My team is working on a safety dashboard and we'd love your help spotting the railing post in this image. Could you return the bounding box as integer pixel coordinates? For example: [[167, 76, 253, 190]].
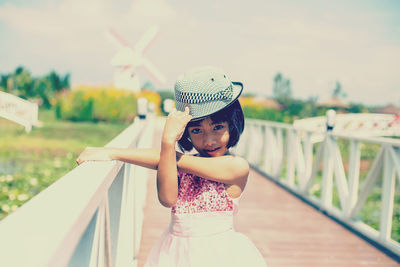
[[350, 147, 385, 219], [302, 132, 313, 190], [274, 128, 284, 177], [294, 129, 306, 188], [115, 163, 135, 267], [137, 98, 148, 120], [331, 138, 349, 211], [345, 140, 360, 217], [286, 129, 296, 186], [263, 126, 274, 174], [89, 194, 112, 267], [303, 139, 324, 193], [380, 147, 396, 241], [234, 120, 249, 157], [326, 109, 336, 131], [247, 123, 263, 167], [321, 136, 334, 208]]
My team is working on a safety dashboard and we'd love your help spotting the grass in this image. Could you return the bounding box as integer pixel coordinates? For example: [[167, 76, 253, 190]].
[[0, 108, 129, 219]]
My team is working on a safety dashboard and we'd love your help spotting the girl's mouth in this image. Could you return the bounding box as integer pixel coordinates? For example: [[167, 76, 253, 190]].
[[204, 147, 220, 155]]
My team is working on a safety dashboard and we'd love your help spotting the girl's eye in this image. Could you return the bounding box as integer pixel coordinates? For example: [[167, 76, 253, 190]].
[[214, 125, 224, 130], [190, 128, 202, 134]]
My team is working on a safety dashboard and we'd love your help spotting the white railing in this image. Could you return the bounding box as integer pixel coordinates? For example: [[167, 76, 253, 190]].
[[0, 91, 40, 132], [234, 118, 400, 257], [294, 113, 400, 137], [0, 115, 155, 267]]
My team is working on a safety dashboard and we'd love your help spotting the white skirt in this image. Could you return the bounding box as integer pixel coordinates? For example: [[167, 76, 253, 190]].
[[144, 211, 267, 267]]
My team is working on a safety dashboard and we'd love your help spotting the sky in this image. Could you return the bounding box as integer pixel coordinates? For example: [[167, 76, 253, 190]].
[[0, 0, 399, 106]]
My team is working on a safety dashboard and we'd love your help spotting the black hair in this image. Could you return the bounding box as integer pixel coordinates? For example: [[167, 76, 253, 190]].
[[178, 100, 245, 152]]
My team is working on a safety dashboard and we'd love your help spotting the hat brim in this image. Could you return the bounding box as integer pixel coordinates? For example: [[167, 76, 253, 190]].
[[190, 81, 243, 121]]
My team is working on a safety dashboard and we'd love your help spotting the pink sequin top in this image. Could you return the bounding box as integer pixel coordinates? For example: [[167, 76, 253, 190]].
[[171, 172, 236, 214]]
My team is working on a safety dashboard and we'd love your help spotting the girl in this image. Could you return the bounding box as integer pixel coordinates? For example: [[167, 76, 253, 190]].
[[77, 66, 267, 267]]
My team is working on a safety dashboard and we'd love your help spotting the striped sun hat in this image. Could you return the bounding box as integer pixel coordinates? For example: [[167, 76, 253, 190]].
[[174, 66, 243, 120]]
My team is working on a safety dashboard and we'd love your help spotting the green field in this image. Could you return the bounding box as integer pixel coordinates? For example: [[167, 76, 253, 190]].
[[0, 109, 129, 219]]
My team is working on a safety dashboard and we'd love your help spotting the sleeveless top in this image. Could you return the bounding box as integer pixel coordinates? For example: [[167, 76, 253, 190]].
[[171, 172, 238, 214]]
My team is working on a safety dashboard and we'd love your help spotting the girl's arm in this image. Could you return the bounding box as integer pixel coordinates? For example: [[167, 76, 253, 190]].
[[77, 147, 248, 186], [176, 154, 249, 186], [156, 140, 178, 207], [157, 108, 192, 207], [77, 147, 248, 185], [76, 147, 160, 169]]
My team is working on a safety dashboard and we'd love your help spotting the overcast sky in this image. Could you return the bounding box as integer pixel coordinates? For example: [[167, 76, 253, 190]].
[[0, 0, 399, 106]]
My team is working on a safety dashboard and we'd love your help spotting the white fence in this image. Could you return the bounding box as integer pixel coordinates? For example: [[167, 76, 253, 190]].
[[294, 113, 400, 138], [0, 91, 39, 132], [0, 115, 155, 267], [234, 118, 400, 257]]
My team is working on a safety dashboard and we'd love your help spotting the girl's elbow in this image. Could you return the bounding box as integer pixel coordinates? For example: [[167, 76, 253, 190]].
[[231, 157, 250, 177], [158, 195, 177, 208], [160, 200, 176, 208]]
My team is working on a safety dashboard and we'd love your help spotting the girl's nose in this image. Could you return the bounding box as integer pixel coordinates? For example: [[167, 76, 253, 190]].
[[204, 134, 216, 146]]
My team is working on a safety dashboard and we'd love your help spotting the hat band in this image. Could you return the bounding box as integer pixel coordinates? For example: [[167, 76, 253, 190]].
[[176, 84, 234, 104]]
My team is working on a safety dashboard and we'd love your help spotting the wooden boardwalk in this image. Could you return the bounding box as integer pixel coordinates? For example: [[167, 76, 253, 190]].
[[137, 168, 399, 266]]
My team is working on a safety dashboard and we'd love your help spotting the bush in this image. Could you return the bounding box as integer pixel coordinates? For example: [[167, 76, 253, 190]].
[[242, 105, 283, 122], [239, 97, 284, 122], [55, 86, 138, 122]]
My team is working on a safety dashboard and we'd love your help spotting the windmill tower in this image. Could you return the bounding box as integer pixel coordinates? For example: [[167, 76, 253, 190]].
[[107, 26, 166, 92]]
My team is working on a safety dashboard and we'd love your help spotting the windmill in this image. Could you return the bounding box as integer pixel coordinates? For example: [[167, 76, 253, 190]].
[[107, 26, 166, 92]]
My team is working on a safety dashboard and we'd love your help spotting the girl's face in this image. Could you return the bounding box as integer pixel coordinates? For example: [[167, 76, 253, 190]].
[[187, 117, 230, 157]]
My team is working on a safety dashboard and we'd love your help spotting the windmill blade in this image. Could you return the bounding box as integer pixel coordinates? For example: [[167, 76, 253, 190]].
[[134, 25, 160, 55], [106, 28, 131, 49], [111, 47, 144, 67], [110, 47, 138, 66], [142, 57, 166, 85]]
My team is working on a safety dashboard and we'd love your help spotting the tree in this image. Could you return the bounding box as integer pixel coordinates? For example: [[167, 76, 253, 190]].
[[12, 66, 34, 98], [272, 72, 292, 105], [45, 71, 70, 91], [46, 71, 62, 92], [141, 80, 156, 90], [348, 102, 366, 113], [331, 81, 347, 99], [61, 73, 70, 89], [0, 67, 71, 108], [0, 74, 11, 92], [33, 77, 53, 108], [299, 96, 319, 118]]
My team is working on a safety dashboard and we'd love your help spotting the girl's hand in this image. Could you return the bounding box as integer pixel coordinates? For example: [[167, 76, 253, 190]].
[[162, 107, 192, 145], [76, 147, 113, 165]]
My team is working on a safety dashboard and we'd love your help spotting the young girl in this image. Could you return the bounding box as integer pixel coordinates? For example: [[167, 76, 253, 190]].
[[77, 66, 267, 267]]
